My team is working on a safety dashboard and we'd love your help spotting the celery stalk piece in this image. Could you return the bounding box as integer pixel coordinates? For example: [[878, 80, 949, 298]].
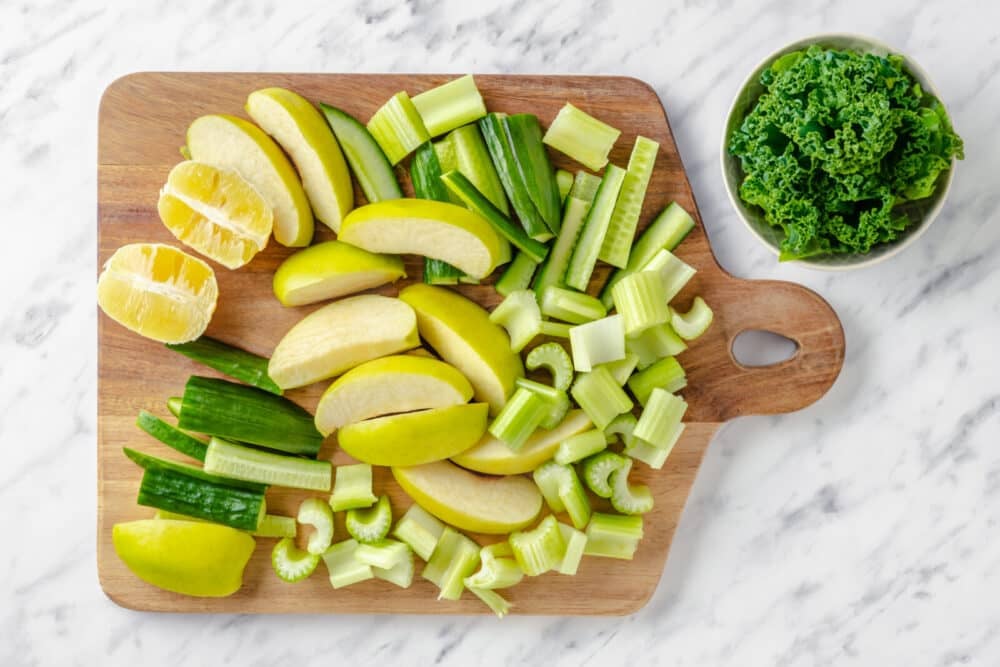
[[495, 252, 539, 296], [542, 103, 621, 171], [488, 387, 549, 451], [470, 586, 512, 618], [600, 353, 639, 386], [612, 271, 672, 336], [641, 248, 696, 304], [271, 537, 321, 583], [604, 413, 638, 448], [203, 438, 332, 491], [540, 285, 608, 324], [671, 296, 714, 340], [422, 527, 481, 600], [393, 503, 446, 561], [254, 514, 297, 538], [509, 515, 566, 576], [449, 123, 511, 215], [167, 396, 183, 418], [355, 538, 411, 570], [165, 336, 283, 395], [555, 169, 574, 202], [540, 321, 572, 338], [598, 136, 660, 268], [569, 316, 626, 372], [412, 75, 487, 138], [565, 165, 626, 291], [533, 461, 591, 529], [298, 497, 335, 555], [624, 438, 672, 469], [599, 202, 696, 308], [515, 378, 571, 430], [532, 172, 602, 297], [372, 548, 415, 588], [489, 289, 542, 353], [634, 389, 687, 455], [525, 342, 574, 391], [556, 522, 588, 575], [346, 494, 393, 544], [464, 542, 524, 590], [136, 410, 207, 462], [322, 538, 374, 588], [571, 365, 633, 430], [366, 91, 430, 165], [554, 429, 608, 465], [582, 451, 629, 498], [329, 463, 377, 512], [627, 356, 687, 405], [626, 323, 688, 369], [320, 103, 403, 203], [584, 513, 643, 560], [609, 458, 653, 515]]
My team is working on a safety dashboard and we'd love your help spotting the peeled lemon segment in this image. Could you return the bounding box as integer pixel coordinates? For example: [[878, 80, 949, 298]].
[[97, 243, 218, 344], [268, 294, 419, 390], [315, 355, 474, 435], [339, 199, 504, 280], [272, 241, 405, 307], [157, 161, 273, 269], [246, 88, 353, 232], [186, 114, 313, 247], [337, 403, 488, 467], [112, 519, 255, 597]]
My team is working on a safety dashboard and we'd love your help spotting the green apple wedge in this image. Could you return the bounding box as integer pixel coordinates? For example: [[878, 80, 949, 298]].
[[392, 460, 542, 534], [338, 403, 488, 466], [187, 114, 313, 247], [315, 355, 473, 435], [339, 199, 504, 280], [452, 409, 592, 475], [246, 88, 353, 232], [398, 284, 523, 414], [268, 294, 418, 390], [272, 240, 406, 307]]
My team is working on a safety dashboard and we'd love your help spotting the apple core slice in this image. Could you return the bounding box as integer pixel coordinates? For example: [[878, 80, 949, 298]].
[[272, 241, 406, 307]]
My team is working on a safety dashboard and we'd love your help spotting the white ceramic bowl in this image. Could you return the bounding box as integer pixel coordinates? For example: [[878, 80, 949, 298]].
[[721, 33, 957, 270]]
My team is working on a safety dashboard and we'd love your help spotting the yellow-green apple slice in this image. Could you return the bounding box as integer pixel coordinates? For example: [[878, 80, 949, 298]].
[[272, 240, 405, 307]]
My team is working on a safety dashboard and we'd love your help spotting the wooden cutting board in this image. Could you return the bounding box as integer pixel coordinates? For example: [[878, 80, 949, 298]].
[[97, 73, 845, 615]]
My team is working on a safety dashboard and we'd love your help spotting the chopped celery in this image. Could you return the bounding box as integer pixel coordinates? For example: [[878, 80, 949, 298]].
[[642, 249, 696, 304], [556, 169, 574, 202], [612, 271, 672, 336], [624, 438, 672, 469], [495, 252, 539, 296], [626, 323, 687, 369], [671, 296, 714, 340], [271, 537, 321, 583], [627, 356, 687, 405], [525, 342, 574, 391], [540, 321, 572, 338], [598, 136, 660, 268], [166, 396, 183, 418], [412, 75, 487, 137], [584, 513, 643, 560], [515, 378, 570, 430], [320, 103, 403, 203], [464, 542, 524, 589], [509, 515, 566, 576], [203, 437, 332, 491], [634, 388, 687, 453], [488, 387, 549, 451], [372, 548, 415, 588], [532, 175, 601, 296], [504, 114, 563, 234], [254, 513, 297, 538], [479, 113, 550, 240], [540, 285, 607, 324], [604, 413, 638, 448], [346, 494, 393, 544], [136, 410, 207, 462], [600, 353, 639, 386], [322, 538, 374, 588], [543, 103, 621, 171], [609, 458, 653, 515], [366, 91, 430, 165], [571, 365, 633, 429], [355, 538, 411, 570], [533, 461, 591, 529], [569, 315, 625, 372], [565, 164, 626, 291], [489, 289, 542, 353], [422, 527, 480, 600], [449, 123, 510, 215], [554, 430, 608, 465], [556, 522, 588, 575], [165, 336, 282, 395], [582, 451, 628, 498], [329, 463, 377, 511], [599, 202, 696, 308], [296, 497, 335, 555], [393, 503, 446, 561], [470, 586, 512, 618]]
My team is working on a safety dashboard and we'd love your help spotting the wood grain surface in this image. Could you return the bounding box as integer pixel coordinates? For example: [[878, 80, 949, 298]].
[[97, 73, 845, 615]]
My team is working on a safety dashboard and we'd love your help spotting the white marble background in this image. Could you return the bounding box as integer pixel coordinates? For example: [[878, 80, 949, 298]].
[[2, 0, 998, 665]]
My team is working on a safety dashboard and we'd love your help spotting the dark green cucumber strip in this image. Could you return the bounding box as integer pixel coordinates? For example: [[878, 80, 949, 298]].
[[165, 336, 282, 395], [412, 141, 468, 285], [319, 103, 402, 203], [123, 447, 266, 493], [449, 124, 510, 215], [565, 165, 626, 291], [503, 114, 562, 234], [423, 260, 463, 284], [479, 113, 550, 240], [177, 376, 323, 457], [136, 410, 208, 462], [495, 252, 539, 296], [137, 467, 265, 531], [440, 170, 549, 263]]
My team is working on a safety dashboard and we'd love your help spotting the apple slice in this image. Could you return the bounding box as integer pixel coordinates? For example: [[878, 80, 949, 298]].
[[246, 88, 353, 232], [315, 355, 473, 435], [338, 403, 488, 466], [452, 409, 593, 475], [272, 241, 405, 307], [392, 460, 542, 534], [187, 114, 313, 247], [339, 199, 504, 279], [268, 294, 418, 389], [399, 284, 523, 414]]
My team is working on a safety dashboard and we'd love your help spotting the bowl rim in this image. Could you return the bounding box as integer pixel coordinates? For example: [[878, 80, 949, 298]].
[[720, 32, 957, 271]]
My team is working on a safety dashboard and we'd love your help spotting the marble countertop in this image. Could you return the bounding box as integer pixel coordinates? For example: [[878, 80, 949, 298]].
[[3, 0, 998, 664]]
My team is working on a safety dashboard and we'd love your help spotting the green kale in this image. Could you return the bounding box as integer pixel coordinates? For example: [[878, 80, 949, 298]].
[[728, 45, 964, 260]]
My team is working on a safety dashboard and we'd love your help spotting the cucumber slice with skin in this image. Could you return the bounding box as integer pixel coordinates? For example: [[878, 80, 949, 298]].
[[582, 451, 629, 498], [345, 494, 393, 544], [203, 438, 332, 492], [555, 169, 574, 202], [503, 114, 562, 234], [449, 123, 510, 215], [599, 135, 660, 268], [297, 497, 335, 555], [411, 142, 470, 285], [166, 336, 282, 395], [532, 195, 594, 297], [272, 537, 320, 583], [136, 467, 265, 532], [123, 447, 265, 493], [565, 164, 626, 291], [319, 103, 402, 203], [136, 410, 207, 462], [479, 113, 550, 240]]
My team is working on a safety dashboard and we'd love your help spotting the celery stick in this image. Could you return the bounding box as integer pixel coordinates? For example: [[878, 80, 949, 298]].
[[624, 438, 672, 469], [412, 75, 487, 137], [569, 315, 625, 372], [626, 323, 687, 369], [322, 539, 374, 588], [489, 289, 542, 353], [609, 458, 653, 515], [582, 451, 629, 498], [329, 463, 377, 512], [355, 539, 411, 570], [571, 365, 633, 430], [488, 387, 549, 450], [604, 413, 638, 448], [600, 353, 639, 386], [599, 136, 660, 268], [525, 342, 574, 391], [393, 504, 446, 561], [136, 410, 207, 462], [633, 389, 687, 453], [515, 378, 570, 430], [556, 522, 588, 575], [540, 285, 607, 324], [540, 321, 572, 338], [422, 527, 480, 601], [612, 271, 672, 336], [372, 549, 415, 588], [543, 103, 621, 171], [464, 542, 524, 590], [204, 438, 332, 491], [470, 586, 512, 618], [166, 336, 282, 395], [584, 513, 643, 560], [627, 356, 687, 405], [367, 91, 430, 165], [272, 537, 320, 583], [298, 497, 335, 555], [346, 495, 393, 544], [565, 164, 626, 291], [554, 429, 608, 465], [642, 249, 696, 304], [671, 296, 714, 340], [533, 461, 591, 530], [495, 252, 539, 296], [509, 516, 566, 576]]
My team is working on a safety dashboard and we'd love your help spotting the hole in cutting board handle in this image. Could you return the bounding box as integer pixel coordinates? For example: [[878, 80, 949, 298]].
[[731, 330, 798, 367]]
